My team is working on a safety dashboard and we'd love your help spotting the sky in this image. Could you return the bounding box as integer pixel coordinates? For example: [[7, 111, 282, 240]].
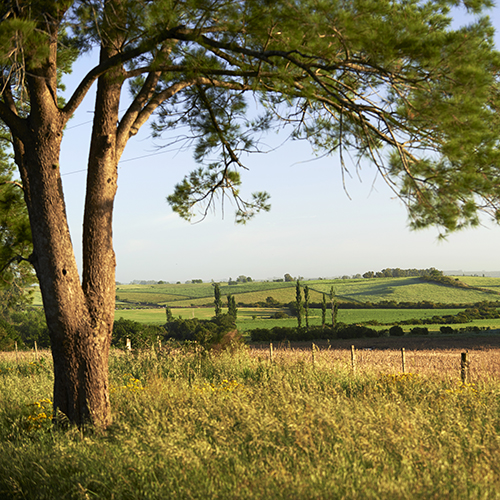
[[58, 3, 500, 284]]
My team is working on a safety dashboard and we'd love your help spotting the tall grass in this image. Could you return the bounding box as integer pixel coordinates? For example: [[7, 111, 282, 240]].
[[1, 346, 500, 499]]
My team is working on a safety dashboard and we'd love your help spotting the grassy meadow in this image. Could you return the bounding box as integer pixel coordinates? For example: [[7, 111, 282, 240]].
[[114, 306, 500, 333], [1, 345, 500, 499]]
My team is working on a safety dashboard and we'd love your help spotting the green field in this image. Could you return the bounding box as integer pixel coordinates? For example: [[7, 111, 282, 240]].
[[34, 276, 500, 331], [114, 276, 500, 308], [114, 306, 500, 333], [30, 276, 500, 309]]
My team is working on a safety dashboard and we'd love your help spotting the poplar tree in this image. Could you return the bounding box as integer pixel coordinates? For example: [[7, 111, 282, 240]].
[[330, 287, 338, 328], [0, 0, 499, 427], [227, 294, 237, 319], [214, 283, 222, 317], [295, 280, 303, 329], [321, 293, 327, 329], [304, 285, 310, 329]]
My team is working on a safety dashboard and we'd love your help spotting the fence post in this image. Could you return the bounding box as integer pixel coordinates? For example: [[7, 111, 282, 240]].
[[15, 341, 18, 364], [312, 343, 316, 366], [401, 348, 406, 374], [126, 338, 132, 352], [34, 341, 38, 362], [269, 342, 273, 363], [461, 351, 469, 384], [351, 345, 356, 373]]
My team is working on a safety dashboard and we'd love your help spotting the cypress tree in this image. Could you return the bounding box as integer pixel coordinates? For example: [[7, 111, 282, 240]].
[[321, 293, 327, 328], [214, 283, 222, 317], [227, 294, 238, 319], [165, 306, 173, 322], [330, 286, 338, 328], [304, 285, 310, 329], [296, 280, 303, 329]]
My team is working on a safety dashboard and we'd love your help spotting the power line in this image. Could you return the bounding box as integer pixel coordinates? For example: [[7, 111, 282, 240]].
[[61, 150, 172, 176]]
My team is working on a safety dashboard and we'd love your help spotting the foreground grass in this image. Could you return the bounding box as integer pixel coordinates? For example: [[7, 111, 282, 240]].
[[1, 347, 500, 499]]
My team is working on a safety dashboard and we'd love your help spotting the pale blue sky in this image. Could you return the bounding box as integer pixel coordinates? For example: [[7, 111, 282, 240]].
[[59, 4, 500, 283]]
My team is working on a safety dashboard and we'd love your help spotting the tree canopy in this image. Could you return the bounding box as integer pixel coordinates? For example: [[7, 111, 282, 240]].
[[0, 0, 499, 427], [1, 0, 499, 229], [0, 128, 34, 313]]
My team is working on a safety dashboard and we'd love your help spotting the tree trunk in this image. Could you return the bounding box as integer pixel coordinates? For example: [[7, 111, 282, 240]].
[[11, 40, 123, 430]]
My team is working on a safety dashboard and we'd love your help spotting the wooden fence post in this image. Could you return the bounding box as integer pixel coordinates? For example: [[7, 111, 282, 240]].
[[126, 338, 132, 352], [269, 342, 273, 363], [34, 341, 38, 362], [401, 348, 406, 374], [351, 345, 356, 373], [312, 343, 316, 366], [15, 341, 18, 364], [461, 351, 469, 384]]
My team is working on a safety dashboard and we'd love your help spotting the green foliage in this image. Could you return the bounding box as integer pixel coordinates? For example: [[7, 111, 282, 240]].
[[165, 306, 174, 322], [321, 292, 327, 328], [165, 314, 241, 349], [295, 280, 303, 328], [304, 285, 310, 329], [330, 286, 338, 327], [409, 327, 430, 336], [368, 267, 443, 279], [11, 308, 49, 348], [0, 131, 35, 313], [0, 317, 23, 350], [65, 0, 500, 230], [389, 325, 404, 337], [213, 283, 222, 316], [112, 318, 164, 350], [227, 294, 237, 319]]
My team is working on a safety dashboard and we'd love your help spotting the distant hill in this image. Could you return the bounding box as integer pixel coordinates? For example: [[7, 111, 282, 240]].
[[445, 271, 500, 278], [114, 276, 500, 308]]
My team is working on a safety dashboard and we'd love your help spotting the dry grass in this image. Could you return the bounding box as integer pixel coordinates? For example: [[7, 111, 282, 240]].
[[2, 341, 500, 498], [0, 349, 51, 363], [248, 343, 500, 380], [4, 339, 500, 381]]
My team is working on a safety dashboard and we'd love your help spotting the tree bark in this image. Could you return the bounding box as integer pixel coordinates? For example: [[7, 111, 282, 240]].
[[10, 37, 123, 430]]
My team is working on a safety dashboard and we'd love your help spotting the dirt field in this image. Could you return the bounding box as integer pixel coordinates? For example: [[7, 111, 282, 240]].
[[250, 331, 500, 380], [250, 330, 500, 351]]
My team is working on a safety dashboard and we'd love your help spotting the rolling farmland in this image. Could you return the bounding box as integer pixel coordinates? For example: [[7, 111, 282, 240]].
[[114, 276, 500, 307]]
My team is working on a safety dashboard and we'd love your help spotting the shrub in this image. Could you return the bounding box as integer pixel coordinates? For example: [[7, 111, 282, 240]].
[[271, 311, 289, 319], [11, 308, 50, 348], [0, 318, 23, 351], [440, 326, 455, 334], [165, 314, 242, 350], [409, 327, 429, 335], [389, 325, 404, 337], [337, 325, 380, 339], [113, 318, 165, 349]]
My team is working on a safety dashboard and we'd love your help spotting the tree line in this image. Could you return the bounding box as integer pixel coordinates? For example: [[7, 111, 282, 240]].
[[362, 268, 443, 279]]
